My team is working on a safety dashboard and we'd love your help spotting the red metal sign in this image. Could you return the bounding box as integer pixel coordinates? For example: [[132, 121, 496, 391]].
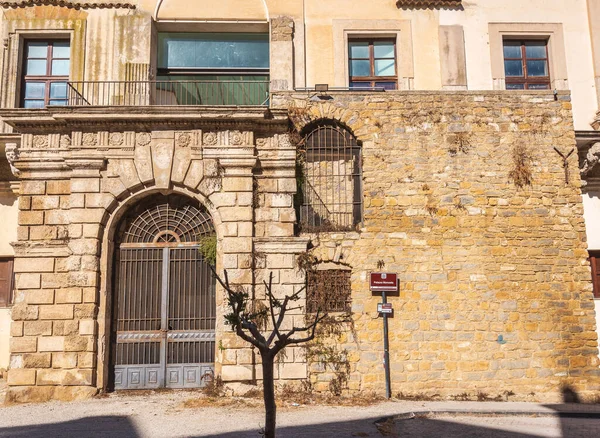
[[370, 272, 398, 292]]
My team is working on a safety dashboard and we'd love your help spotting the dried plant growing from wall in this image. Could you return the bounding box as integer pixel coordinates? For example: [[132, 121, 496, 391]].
[[198, 235, 217, 265], [448, 132, 472, 156], [508, 143, 533, 188]]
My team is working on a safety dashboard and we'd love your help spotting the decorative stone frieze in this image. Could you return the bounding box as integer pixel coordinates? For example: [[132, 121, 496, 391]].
[[0, 1, 136, 9]]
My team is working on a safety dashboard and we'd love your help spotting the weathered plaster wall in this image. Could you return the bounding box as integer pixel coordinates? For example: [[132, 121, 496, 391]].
[[273, 90, 600, 401], [0, 191, 17, 371], [0, 309, 10, 372], [581, 190, 600, 353], [0, 193, 18, 255], [440, 0, 598, 130], [2, 1, 598, 127]]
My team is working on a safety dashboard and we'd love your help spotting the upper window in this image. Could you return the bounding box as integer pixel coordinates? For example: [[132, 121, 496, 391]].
[[348, 39, 397, 90], [297, 121, 362, 232], [156, 33, 269, 105], [0, 258, 14, 308], [158, 32, 269, 71], [21, 40, 70, 108], [503, 40, 550, 90]]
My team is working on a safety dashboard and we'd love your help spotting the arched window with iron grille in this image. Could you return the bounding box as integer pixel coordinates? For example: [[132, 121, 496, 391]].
[[297, 121, 362, 232]]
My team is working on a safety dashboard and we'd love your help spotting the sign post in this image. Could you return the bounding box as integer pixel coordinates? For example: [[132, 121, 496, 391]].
[[370, 272, 397, 399]]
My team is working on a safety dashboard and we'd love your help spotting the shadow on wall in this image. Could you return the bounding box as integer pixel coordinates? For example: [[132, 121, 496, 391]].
[[0, 192, 16, 207]]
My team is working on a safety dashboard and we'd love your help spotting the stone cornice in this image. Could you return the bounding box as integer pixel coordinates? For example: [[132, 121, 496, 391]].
[[254, 237, 311, 254], [0, 106, 289, 133], [0, 0, 135, 9]]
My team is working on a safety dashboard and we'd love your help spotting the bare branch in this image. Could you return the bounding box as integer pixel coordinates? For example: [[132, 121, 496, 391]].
[[286, 312, 328, 345], [266, 273, 284, 346], [235, 325, 261, 348]]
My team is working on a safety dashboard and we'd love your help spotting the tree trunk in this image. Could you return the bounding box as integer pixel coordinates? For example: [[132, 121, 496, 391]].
[[261, 350, 277, 438]]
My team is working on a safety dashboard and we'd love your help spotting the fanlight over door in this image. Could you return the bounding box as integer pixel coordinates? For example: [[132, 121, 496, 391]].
[[112, 196, 216, 390]]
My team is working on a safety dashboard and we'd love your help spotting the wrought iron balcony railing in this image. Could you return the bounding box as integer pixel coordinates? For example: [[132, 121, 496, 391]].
[[65, 80, 270, 107]]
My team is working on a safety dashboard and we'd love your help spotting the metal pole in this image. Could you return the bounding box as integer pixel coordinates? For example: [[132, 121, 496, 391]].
[[382, 291, 391, 399]]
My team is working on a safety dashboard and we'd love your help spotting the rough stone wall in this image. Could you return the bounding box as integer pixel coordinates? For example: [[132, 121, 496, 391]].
[[273, 90, 600, 401], [4, 108, 308, 402]]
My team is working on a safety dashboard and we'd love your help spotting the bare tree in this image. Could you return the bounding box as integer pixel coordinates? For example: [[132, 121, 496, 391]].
[[210, 268, 327, 438]]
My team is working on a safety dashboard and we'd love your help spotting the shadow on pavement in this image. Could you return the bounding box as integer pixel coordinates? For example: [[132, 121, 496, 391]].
[[0, 416, 139, 438], [199, 415, 541, 438]]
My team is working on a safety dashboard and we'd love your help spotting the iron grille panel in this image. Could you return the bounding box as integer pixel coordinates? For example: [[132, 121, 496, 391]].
[[306, 269, 352, 313], [167, 341, 215, 364], [169, 248, 216, 331], [115, 341, 161, 366], [120, 199, 214, 245], [116, 248, 162, 332], [299, 123, 362, 232]]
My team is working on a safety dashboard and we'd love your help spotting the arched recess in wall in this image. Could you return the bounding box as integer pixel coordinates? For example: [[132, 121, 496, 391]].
[[154, 0, 268, 21], [96, 186, 221, 392], [297, 119, 363, 233]]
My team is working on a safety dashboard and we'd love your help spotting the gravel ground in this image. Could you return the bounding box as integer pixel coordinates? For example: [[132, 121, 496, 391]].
[[1, 383, 599, 437]]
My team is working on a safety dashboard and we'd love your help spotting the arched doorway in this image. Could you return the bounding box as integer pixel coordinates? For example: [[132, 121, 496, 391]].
[[111, 194, 216, 390]]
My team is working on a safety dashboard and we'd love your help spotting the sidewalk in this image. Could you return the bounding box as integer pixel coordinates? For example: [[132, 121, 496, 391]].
[[0, 386, 599, 437]]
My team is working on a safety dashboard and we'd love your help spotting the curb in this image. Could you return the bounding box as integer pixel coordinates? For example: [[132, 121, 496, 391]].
[[374, 409, 600, 426]]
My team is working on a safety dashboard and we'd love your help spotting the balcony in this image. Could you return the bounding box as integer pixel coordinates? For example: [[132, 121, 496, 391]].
[[65, 80, 270, 107]]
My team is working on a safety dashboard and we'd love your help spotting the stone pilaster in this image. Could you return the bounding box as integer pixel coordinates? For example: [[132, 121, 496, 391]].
[[270, 16, 295, 92]]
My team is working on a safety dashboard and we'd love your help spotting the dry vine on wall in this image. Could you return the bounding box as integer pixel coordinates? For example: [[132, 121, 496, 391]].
[[296, 252, 356, 396]]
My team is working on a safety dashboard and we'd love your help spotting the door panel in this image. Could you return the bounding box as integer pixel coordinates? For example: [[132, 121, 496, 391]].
[[113, 247, 215, 390], [166, 248, 215, 388], [112, 197, 216, 390]]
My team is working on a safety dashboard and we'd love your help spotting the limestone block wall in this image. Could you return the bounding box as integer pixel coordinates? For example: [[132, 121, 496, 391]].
[[3, 107, 308, 402], [273, 90, 600, 401]]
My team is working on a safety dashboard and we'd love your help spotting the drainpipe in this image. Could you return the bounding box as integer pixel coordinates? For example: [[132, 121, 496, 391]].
[[588, 0, 600, 116], [303, 0, 308, 88]]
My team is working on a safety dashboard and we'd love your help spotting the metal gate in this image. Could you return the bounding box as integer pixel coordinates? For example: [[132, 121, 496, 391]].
[[112, 198, 216, 390]]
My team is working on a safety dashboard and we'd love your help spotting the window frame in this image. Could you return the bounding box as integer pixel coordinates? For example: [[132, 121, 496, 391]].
[[488, 23, 568, 91], [503, 39, 551, 90], [20, 39, 70, 108], [0, 258, 14, 308], [297, 121, 363, 233], [348, 38, 398, 89], [156, 32, 270, 77], [589, 251, 600, 299]]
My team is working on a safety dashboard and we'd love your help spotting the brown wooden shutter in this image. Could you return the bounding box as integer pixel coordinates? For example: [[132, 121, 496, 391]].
[[589, 252, 600, 299], [0, 258, 14, 307]]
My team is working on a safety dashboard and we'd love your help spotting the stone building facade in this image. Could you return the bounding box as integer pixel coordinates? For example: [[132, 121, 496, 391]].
[[0, 0, 599, 403]]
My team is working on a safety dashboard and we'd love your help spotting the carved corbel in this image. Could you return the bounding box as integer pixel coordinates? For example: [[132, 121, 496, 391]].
[[580, 142, 600, 179], [5, 142, 20, 177]]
